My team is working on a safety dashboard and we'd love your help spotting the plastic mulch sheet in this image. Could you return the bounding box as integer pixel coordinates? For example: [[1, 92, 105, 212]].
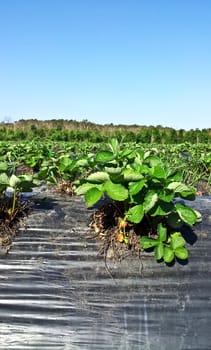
[[0, 191, 211, 350]]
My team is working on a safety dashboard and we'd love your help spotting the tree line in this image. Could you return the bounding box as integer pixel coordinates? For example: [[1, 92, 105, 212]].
[[0, 119, 210, 144]]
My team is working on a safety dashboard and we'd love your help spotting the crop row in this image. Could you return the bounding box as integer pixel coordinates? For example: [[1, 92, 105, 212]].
[[0, 139, 210, 263]]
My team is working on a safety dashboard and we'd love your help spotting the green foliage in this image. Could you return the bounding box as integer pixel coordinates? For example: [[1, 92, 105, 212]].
[[140, 224, 189, 263], [76, 138, 202, 265]]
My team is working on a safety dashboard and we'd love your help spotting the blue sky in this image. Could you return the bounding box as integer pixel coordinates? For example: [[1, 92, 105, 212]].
[[0, 0, 210, 130]]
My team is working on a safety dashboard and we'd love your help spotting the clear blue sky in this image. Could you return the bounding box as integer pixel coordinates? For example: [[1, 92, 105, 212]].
[[0, 0, 210, 130]]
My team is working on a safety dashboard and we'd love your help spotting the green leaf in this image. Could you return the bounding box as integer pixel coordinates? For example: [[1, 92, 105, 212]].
[[174, 246, 189, 260], [0, 162, 8, 171], [59, 156, 72, 168], [108, 138, 119, 154], [76, 183, 102, 195], [170, 232, 186, 250], [158, 189, 174, 202], [145, 155, 161, 166], [128, 179, 146, 196], [154, 243, 164, 260], [85, 187, 103, 206], [123, 168, 143, 181], [104, 180, 128, 201], [127, 204, 144, 224], [0, 173, 9, 185], [175, 203, 197, 225], [105, 167, 122, 175], [167, 182, 191, 192], [193, 209, 202, 223], [143, 191, 158, 213], [163, 246, 175, 263], [157, 223, 167, 242], [95, 151, 114, 163], [150, 200, 174, 216], [140, 236, 159, 249], [75, 158, 89, 167], [87, 172, 110, 183], [152, 165, 167, 179], [167, 182, 195, 199], [9, 174, 21, 188], [166, 171, 183, 183]]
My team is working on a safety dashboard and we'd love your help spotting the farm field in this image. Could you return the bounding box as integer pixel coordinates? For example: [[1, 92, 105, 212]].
[[0, 139, 210, 257], [0, 140, 210, 192], [0, 139, 211, 349]]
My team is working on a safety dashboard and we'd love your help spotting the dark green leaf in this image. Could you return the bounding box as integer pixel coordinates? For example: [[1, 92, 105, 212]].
[[150, 200, 174, 216], [158, 189, 174, 202], [167, 212, 183, 229]]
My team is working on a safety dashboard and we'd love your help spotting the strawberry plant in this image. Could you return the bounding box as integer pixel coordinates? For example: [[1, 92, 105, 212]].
[[0, 163, 40, 250], [76, 139, 202, 265]]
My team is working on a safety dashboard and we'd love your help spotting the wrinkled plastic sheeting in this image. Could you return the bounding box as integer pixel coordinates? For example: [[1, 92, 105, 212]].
[[0, 192, 211, 350]]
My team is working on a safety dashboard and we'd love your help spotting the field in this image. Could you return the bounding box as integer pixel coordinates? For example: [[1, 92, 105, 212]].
[[0, 139, 210, 262]]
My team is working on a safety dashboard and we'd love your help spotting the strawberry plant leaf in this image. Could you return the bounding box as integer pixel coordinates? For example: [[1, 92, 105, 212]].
[[95, 151, 114, 163], [0, 162, 8, 171], [104, 180, 128, 201], [140, 236, 159, 249], [0, 173, 9, 185], [174, 246, 189, 260], [157, 223, 167, 241], [87, 172, 110, 183], [85, 187, 103, 206], [76, 183, 102, 195], [9, 174, 21, 188], [158, 189, 174, 202], [193, 209, 202, 223], [175, 203, 197, 225], [123, 168, 143, 181], [127, 204, 144, 223], [128, 179, 146, 195], [150, 200, 174, 216], [143, 191, 158, 213], [163, 246, 175, 263], [151, 165, 167, 179], [170, 232, 186, 249], [154, 243, 164, 260], [167, 182, 195, 199]]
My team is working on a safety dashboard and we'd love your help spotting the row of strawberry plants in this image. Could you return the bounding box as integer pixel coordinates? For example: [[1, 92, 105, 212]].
[[0, 141, 210, 189], [0, 139, 209, 263]]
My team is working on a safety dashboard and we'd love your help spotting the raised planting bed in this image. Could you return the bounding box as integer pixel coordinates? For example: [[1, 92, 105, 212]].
[[0, 190, 210, 350]]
